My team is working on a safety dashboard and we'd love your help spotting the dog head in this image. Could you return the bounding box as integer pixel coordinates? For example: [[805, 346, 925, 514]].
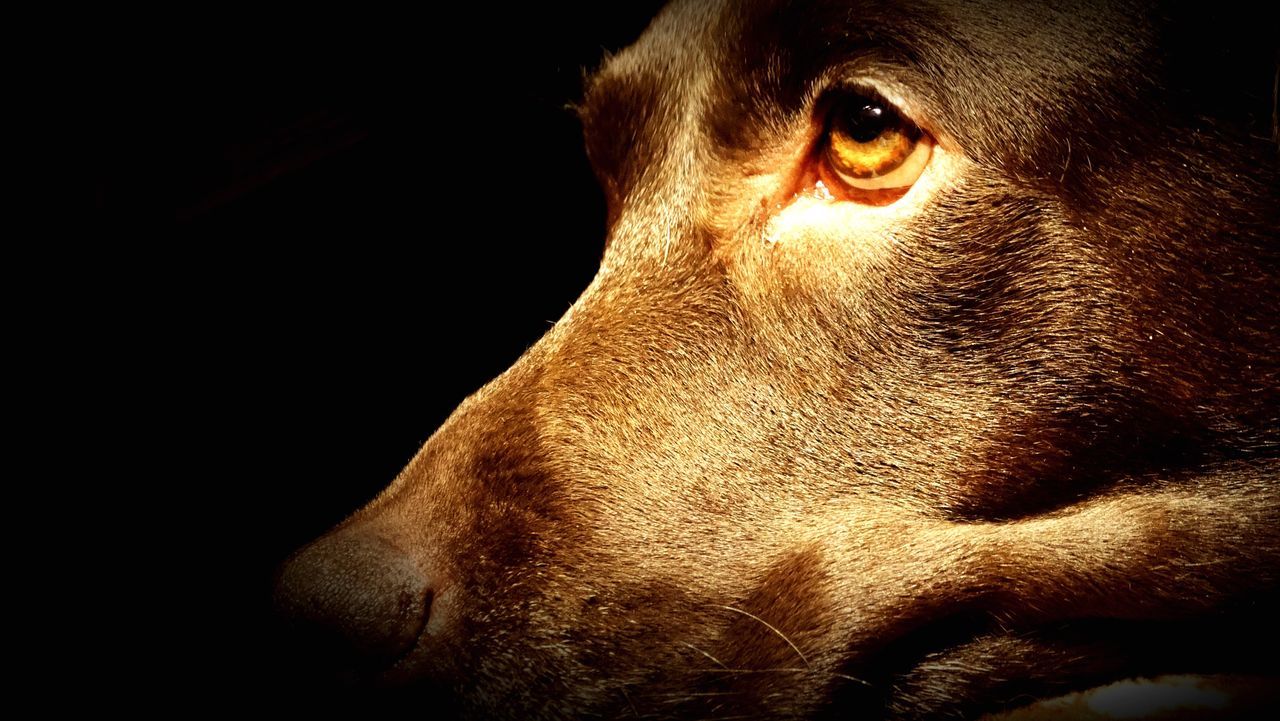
[[275, 1, 1279, 717]]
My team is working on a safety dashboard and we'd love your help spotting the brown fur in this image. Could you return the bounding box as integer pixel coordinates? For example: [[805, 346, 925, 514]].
[[275, 1, 1280, 718]]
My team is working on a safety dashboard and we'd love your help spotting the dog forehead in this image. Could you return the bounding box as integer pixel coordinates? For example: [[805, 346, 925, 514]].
[[584, 0, 1158, 188], [716, 0, 1155, 148]]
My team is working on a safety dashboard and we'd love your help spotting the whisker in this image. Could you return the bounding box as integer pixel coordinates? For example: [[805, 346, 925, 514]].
[[831, 672, 874, 687], [619, 685, 640, 719], [679, 641, 729, 670], [696, 666, 811, 675], [693, 666, 872, 687], [714, 605, 811, 668]]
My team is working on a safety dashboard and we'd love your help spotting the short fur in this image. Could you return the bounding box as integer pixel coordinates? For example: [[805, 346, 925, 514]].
[[276, 1, 1280, 718]]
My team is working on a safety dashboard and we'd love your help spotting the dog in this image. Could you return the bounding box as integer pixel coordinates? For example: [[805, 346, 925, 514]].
[[274, 1, 1279, 717]]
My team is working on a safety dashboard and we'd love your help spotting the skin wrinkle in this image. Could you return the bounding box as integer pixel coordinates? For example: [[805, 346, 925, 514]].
[[275, 1, 1280, 718]]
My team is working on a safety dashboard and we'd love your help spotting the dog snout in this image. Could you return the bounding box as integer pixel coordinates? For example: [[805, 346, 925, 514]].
[[274, 529, 433, 671]]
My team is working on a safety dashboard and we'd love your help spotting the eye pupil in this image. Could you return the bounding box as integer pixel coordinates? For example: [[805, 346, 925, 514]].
[[845, 103, 889, 142]]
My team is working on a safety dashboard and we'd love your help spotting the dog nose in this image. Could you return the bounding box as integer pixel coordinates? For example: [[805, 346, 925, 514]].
[[274, 530, 431, 669]]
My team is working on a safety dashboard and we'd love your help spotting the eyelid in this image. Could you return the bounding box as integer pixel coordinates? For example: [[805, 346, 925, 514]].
[[809, 73, 944, 150], [810, 88, 933, 204], [766, 76, 942, 212]]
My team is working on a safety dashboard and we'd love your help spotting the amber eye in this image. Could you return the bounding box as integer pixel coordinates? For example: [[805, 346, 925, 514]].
[[822, 94, 932, 199]]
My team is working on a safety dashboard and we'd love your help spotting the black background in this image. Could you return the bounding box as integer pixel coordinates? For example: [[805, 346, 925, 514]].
[[81, 4, 666, 699]]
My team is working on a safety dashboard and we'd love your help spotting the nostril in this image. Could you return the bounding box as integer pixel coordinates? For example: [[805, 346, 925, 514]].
[[274, 531, 432, 669]]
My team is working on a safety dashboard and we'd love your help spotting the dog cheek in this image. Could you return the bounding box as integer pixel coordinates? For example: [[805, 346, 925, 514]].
[[714, 545, 838, 669], [645, 544, 852, 719]]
